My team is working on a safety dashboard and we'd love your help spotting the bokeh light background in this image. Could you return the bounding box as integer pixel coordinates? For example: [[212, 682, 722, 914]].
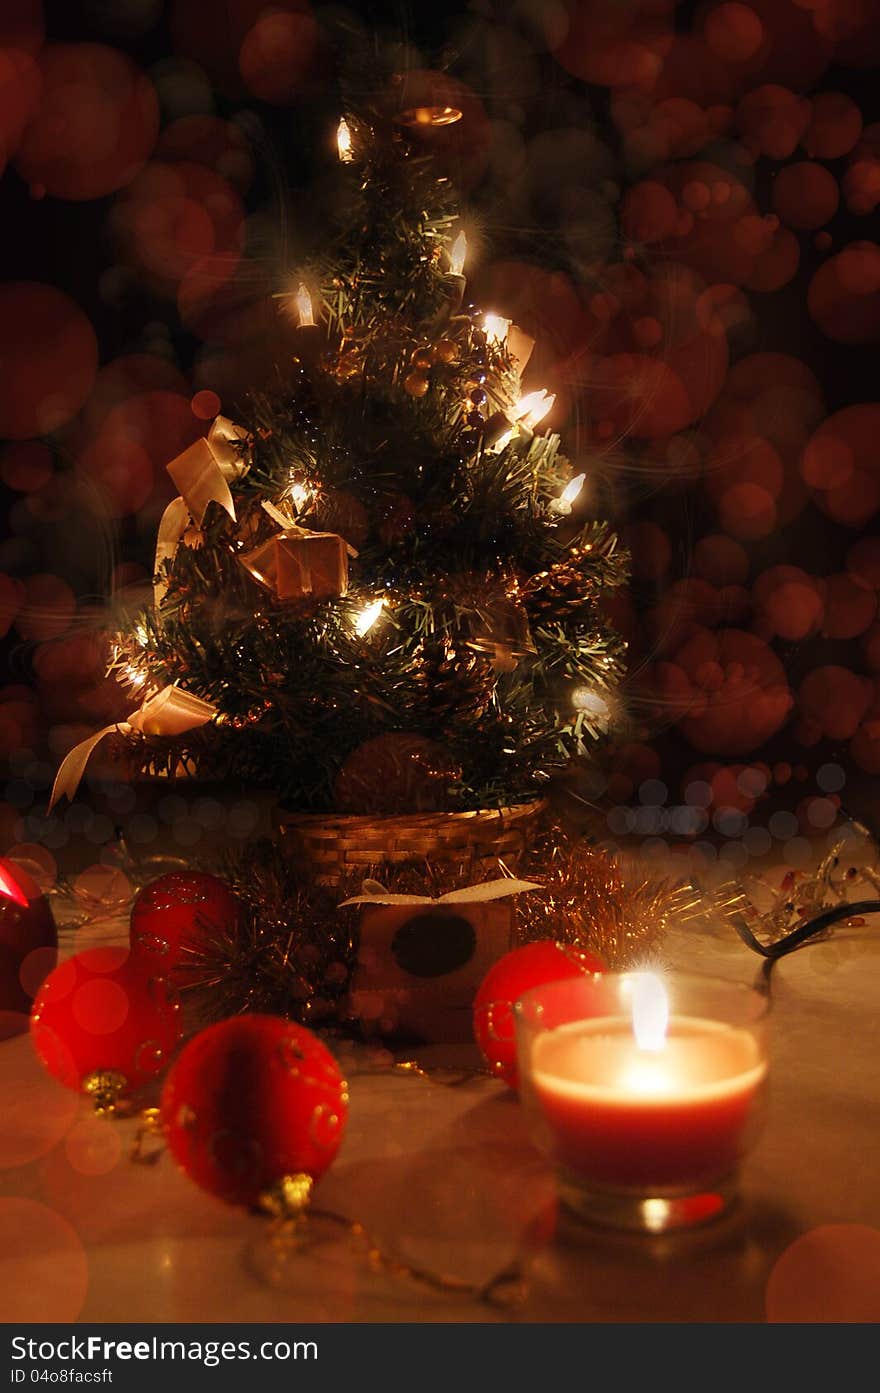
[[1, 0, 880, 882]]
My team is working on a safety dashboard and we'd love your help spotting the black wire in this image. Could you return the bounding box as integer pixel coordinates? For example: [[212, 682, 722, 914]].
[[734, 898, 880, 961], [735, 802, 880, 995], [736, 898, 880, 996]]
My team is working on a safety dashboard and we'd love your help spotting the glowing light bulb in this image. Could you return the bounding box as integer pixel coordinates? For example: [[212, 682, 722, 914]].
[[560, 472, 586, 507], [449, 231, 467, 276], [523, 393, 555, 429], [354, 598, 385, 636], [512, 389, 555, 429], [124, 665, 147, 689], [571, 688, 611, 726], [287, 478, 311, 512], [631, 973, 669, 1053], [483, 313, 511, 346], [337, 118, 353, 162], [295, 283, 315, 328], [550, 471, 587, 516]]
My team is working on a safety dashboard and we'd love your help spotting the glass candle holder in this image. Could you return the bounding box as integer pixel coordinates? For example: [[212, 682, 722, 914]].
[[515, 971, 769, 1234]]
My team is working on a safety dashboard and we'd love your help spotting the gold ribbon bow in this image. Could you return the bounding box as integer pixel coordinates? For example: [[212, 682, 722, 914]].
[[339, 877, 542, 908], [155, 416, 250, 603], [260, 499, 359, 554], [49, 685, 217, 810]]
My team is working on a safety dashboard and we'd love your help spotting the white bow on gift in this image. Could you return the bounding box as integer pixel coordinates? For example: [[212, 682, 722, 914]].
[[154, 415, 250, 603], [49, 684, 217, 810], [340, 877, 542, 908]]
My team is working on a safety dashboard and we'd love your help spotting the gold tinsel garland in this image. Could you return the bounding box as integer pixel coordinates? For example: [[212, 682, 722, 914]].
[[178, 831, 700, 1029], [513, 834, 703, 969]]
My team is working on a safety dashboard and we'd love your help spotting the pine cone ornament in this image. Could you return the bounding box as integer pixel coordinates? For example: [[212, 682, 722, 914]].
[[521, 549, 599, 624], [415, 641, 495, 725]]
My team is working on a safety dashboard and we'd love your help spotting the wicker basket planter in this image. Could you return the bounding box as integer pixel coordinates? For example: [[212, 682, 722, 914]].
[[277, 798, 547, 884]]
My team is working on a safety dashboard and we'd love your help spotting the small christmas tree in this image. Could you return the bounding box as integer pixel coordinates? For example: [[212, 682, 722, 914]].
[[105, 81, 628, 822]]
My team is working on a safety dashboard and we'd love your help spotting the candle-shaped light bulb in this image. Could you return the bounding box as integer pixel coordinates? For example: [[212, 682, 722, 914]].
[[571, 688, 611, 727], [524, 392, 555, 429], [513, 389, 555, 429], [295, 283, 315, 328], [287, 478, 311, 512], [560, 472, 586, 508], [337, 118, 354, 162], [450, 231, 467, 276], [550, 471, 587, 516], [354, 598, 385, 636], [483, 313, 511, 347], [631, 973, 669, 1053]]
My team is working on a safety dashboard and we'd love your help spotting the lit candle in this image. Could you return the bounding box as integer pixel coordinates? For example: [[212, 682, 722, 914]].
[[517, 972, 768, 1231]]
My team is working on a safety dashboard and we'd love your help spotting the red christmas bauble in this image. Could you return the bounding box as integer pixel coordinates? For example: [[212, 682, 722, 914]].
[[473, 940, 605, 1090], [30, 947, 182, 1095], [0, 858, 57, 1039], [160, 1014, 348, 1208], [129, 871, 240, 978]]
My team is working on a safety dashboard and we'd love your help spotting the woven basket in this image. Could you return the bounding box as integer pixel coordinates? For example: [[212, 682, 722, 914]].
[[277, 798, 547, 884]]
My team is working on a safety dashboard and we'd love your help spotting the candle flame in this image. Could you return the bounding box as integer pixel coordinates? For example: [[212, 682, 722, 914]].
[[337, 118, 354, 162], [450, 231, 467, 276], [295, 283, 315, 327], [354, 598, 385, 636], [631, 973, 669, 1052], [0, 863, 29, 908]]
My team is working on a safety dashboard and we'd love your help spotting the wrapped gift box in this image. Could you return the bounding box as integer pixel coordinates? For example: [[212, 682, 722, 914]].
[[240, 528, 349, 602], [341, 878, 539, 1044]]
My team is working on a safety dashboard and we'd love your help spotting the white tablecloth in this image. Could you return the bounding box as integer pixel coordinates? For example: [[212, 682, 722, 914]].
[[1, 895, 878, 1323]]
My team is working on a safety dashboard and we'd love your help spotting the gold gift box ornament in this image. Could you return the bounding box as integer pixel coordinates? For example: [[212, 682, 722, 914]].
[[340, 876, 540, 1045], [239, 502, 357, 604]]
